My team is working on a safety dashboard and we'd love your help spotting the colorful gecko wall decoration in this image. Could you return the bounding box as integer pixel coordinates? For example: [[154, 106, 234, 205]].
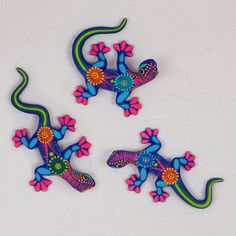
[[72, 18, 158, 117], [11, 68, 95, 192], [107, 128, 223, 208]]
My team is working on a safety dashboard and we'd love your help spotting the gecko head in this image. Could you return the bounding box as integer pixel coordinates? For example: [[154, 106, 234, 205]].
[[136, 59, 158, 85], [107, 150, 137, 168], [76, 173, 96, 192]]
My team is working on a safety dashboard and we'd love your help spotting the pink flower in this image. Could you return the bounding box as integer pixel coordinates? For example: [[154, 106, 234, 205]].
[[140, 128, 159, 144], [113, 40, 134, 57], [29, 178, 52, 192], [149, 191, 169, 203], [125, 174, 141, 193], [73, 86, 88, 105], [124, 97, 142, 117], [77, 136, 91, 158], [58, 115, 76, 132], [184, 151, 195, 171], [12, 128, 27, 147], [90, 42, 110, 56]]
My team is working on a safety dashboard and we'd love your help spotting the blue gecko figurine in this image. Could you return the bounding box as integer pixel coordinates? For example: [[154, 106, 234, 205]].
[[72, 18, 158, 117], [12, 68, 95, 192], [107, 128, 223, 208]]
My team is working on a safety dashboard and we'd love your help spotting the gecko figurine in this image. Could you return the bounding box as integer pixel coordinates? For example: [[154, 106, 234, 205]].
[[72, 18, 158, 117], [11, 68, 95, 192], [107, 128, 223, 208]]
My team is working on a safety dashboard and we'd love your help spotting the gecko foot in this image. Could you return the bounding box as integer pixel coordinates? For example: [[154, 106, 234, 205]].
[[184, 151, 195, 171], [126, 175, 141, 193], [29, 178, 52, 192], [140, 128, 159, 144], [90, 42, 110, 56], [113, 40, 134, 57], [124, 97, 142, 117], [149, 191, 169, 203], [77, 136, 91, 158], [58, 115, 76, 132], [12, 128, 27, 147], [73, 86, 88, 105]]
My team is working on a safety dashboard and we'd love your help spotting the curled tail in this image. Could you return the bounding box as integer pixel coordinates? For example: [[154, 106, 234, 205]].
[[172, 178, 223, 209], [61, 166, 95, 192], [72, 18, 128, 74], [11, 68, 50, 126]]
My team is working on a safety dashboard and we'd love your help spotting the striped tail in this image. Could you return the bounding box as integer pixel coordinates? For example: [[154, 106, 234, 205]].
[[172, 178, 223, 209], [72, 18, 128, 74], [11, 68, 50, 126], [61, 167, 95, 192]]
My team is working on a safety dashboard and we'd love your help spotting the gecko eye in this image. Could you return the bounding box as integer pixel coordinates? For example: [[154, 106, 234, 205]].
[[116, 164, 124, 168], [139, 68, 145, 75]]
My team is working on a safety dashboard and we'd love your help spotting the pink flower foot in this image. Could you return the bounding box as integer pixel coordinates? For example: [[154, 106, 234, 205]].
[[140, 128, 159, 144], [29, 178, 52, 192], [73, 86, 88, 105], [149, 191, 169, 203], [90, 42, 110, 56], [12, 128, 27, 147], [77, 136, 91, 158], [113, 40, 134, 57], [58, 115, 76, 132], [125, 175, 141, 193], [124, 97, 142, 117], [184, 151, 196, 171]]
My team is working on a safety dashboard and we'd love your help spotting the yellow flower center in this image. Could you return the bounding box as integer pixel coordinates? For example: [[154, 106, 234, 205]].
[[162, 168, 179, 185], [37, 127, 54, 144], [55, 163, 61, 170], [86, 67, 104, 86]]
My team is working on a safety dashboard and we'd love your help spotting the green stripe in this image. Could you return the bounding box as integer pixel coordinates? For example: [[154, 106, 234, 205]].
[[74, 18, 127, 72], [174, 178, 223, 209], [12, 68, 49, 126]]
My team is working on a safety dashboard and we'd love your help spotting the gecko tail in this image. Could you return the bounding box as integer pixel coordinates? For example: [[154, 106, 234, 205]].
[[11, 67, 50, 126], [61, 167, 95, 192], [72, 18, 128, 74], [172, 177, 223, 209]]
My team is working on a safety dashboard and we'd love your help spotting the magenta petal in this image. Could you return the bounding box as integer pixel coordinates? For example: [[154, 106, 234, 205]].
[[120, 40, 127, 50], [146, 128, 152, 136], [149, 191, 157, 197], [79, 136, 86, 145], [22, 128, 27, 136], [124, 45, 134, 52], [90, 50, 97, 55], [132, 103, 142, 109], [160, 196, 165, 202], [35, 182, 41, 192], [68, 127, 75, 132], [130, 175, 136, 181], [126, 179, 134, 185], [29, 179, 37, 186], [92, 44, 99, 52], [77, 150, 83, 158], [128, 185, 135, 191], [140, 131, 149, 139], [42, 179, 52, 186], [188, 162, 195, 167], [163, 192, 169, 198], [12, 136, 20, 142], [102, 47, 110, 53], [113, 44, 120, 52], [41, 182, 47, 191], [185, 151, 191, 158], [153, 129, 159, 136], [76, 97, 83, 103], [81, 149, 89, 156], [58, 117, 65, 125], [98, 42, 104, 50], [154, 196, 159, 202], [185, 165, 190, 171], [82, 99, 88, 105], [81, 143, 91, 149], [130, 97, 138, 104], [126, 52, 133, 57], [124, 109, 130, 117], [16, 130, 22, 137], [135, 186, 140, 193], [141, 139, 149, 144], [76, 86, 84, 92], [67, 119, 76, 126], [15, 142, 21, 147]]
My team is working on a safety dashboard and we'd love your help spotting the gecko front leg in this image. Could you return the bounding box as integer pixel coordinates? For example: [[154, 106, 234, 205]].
[[12, 129, 38, 149], [150, 179, 169, 203], [126, 167, 149, 193], [172, 151, 195, 171], [52, 115, 76, 140], [29, 165, 52, 192], [140, 128, 161, 154], [62, 136, 91, 160]]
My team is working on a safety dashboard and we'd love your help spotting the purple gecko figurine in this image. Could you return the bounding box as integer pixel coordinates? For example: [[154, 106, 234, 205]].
[[11, 68, 95, 192], [72, 18, 158, 117], [107, 128, 223, 208]]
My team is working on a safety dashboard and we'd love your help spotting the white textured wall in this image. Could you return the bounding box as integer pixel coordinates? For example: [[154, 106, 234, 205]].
[[0, 0, 235, 235]]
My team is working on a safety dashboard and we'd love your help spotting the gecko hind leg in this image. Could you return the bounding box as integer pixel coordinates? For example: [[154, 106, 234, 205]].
[[116, 91, 142, 117], [172, 151, 195, 171], [73, 82, 99, 105], [150, 179, 169, 203], [29, 165, 52, 192]]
